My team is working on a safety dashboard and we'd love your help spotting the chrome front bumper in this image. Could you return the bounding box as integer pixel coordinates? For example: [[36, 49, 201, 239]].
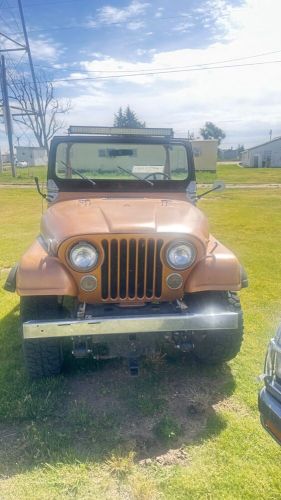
[[23, 310, 239, 339]]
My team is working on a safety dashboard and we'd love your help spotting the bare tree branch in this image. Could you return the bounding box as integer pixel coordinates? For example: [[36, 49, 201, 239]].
[[7, 70, 72, 149]]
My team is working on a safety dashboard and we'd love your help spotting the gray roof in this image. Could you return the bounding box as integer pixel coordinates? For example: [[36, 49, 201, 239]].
[[245, 136, 281, 152]]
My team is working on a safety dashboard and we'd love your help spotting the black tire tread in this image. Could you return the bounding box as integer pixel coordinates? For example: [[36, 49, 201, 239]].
[[23, 339, 62, 378], [192, 291, 243, 364], [21, 296, 63, 378]]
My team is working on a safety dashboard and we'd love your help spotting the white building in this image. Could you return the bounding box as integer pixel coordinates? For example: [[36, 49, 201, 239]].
[[191, 139, 218, 171], [241, 137, 281, 168], [15, 146, 48, 166]]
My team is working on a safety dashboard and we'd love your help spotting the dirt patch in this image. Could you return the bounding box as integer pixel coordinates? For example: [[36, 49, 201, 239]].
[[141, 447, 189, 467], [62, 357, 234, 461], [0, 357, 235, 475], [214, 396, 251, 417]]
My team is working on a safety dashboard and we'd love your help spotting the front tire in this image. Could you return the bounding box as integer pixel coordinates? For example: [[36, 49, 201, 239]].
[[21, 296, 63, 379], [192, 292, 243, 364]]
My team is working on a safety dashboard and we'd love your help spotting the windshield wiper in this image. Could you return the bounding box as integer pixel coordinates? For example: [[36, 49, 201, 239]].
[[117, 166, 153, 186], [60, 160, 96, 186]]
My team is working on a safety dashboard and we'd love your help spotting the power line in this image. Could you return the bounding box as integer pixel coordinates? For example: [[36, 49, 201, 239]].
[[4, 0, 22, 33], [40, 58, 281, 84], [29, 49, 281, 76], [7, 57, 281, 86], [0, 0, 49, 169], [1, 0, 84, 9]]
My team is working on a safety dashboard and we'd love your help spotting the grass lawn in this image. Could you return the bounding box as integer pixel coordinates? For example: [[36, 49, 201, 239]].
[[217, 163, 281, 184], [1, 163, 281, 186], [0, 165, 47, 185], [0, 188, 281, 498], [197, 163, 281, 184]]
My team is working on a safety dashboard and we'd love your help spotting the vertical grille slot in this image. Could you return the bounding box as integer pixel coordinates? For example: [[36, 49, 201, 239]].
[[101, 239, 109, 299], [146, 239, 155, 298], [101, 237, 163, 301], [155, 239, 163, 298], [137, 239, 145, 298], [110, 239, 118, 299], [120, 239, 127, 298], [129, 240, 136, 298]]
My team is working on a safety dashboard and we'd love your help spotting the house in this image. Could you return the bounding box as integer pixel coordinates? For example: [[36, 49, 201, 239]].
[[15, 146, 48, 166], [241, 137, 281, 168], [191, 139, 218, 171], [0, 152, 11, 163], [218, 148, 242, 162]]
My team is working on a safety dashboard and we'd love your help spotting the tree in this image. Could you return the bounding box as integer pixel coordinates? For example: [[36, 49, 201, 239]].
[[114, 106, 145, 128], [8, 70, 71, 153], [200, 121, 226, 145]]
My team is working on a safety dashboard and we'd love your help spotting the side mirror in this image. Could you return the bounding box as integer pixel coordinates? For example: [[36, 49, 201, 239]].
[[197, 180, 225, 200]]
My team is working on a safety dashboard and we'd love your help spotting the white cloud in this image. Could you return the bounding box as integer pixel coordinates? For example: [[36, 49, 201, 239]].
[[97, 0, 149, 25], [63, 0, 281, 147], [127, 21, 145, 31], [173, 20, 195, 33], [30, 37, 63, 61], [155, 7, 164, 18]]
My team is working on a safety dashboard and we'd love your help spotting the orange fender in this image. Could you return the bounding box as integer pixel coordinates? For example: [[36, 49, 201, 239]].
[[185, 237, 242, 293], [16, 239, 77, 297]]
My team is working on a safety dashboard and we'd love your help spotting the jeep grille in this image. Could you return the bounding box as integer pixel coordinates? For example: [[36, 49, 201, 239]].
[[101, 237, 164, 301]]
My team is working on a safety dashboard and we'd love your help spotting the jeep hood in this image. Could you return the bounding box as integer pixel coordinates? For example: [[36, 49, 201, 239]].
[[41, 198, 209, 245]]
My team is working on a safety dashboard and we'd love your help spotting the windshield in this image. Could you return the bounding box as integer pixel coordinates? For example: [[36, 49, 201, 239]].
[[55, 141, 189, 182]]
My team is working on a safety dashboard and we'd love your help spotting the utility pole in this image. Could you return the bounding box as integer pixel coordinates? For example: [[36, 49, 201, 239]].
[[0, 0, 49, 161], [0, 56, 16, 177], [0, 147, 3, 173], [17, 0, 49, 154], [269, 129, 272, 142]]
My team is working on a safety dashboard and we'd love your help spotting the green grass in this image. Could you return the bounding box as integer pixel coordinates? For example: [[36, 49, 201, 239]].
[[1, 162, 281, 185], [0, 165, 47, 184], [216, 163, 281, 184], [0, 188, 281, 498], [0, 189, 42, 268], [197, 163, 281, 184]]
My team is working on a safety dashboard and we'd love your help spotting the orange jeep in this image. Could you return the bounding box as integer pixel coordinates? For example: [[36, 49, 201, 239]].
[[4, 126, 247, 378]]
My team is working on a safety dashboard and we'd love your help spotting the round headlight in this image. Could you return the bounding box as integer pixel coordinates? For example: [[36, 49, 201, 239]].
[[69, 242, 98, 271], [166, 242, 196, 270]]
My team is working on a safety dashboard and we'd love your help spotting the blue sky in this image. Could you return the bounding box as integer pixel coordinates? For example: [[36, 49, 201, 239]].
[[1, 0, 281, 148], [22, 0, 240, 61]]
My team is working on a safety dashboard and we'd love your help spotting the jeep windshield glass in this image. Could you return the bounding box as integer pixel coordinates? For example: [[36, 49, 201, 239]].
[[55, 141, 189, 182]]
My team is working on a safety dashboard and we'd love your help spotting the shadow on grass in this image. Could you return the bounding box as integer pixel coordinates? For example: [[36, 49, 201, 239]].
[[0, 305, 234, 477]]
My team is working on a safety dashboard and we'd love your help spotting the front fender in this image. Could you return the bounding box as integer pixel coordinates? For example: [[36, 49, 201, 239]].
[[16, 239, 77, 296], [185, 237, 245, 293]]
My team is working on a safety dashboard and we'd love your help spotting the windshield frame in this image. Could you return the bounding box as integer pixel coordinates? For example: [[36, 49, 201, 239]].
[[48, 135, 195, 193]]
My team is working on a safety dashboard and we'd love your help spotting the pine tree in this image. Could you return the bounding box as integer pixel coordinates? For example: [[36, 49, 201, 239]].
[[113, 106, 145, 128]]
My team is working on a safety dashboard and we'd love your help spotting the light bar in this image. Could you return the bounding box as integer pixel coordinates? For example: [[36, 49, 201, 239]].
[[68, 125, 174, 138]]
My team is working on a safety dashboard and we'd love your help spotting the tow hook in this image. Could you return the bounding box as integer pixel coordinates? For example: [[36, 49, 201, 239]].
[[72, 338, 92, 358], [177, 341, 193, 352], [128, 357, 139, 376], [173, 332, 193, 352]]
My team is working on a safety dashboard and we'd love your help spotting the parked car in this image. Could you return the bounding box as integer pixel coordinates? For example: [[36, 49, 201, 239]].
[[4, 126, 248, 378], [259, 324, 281, 444], [15, 160, 28, 168]]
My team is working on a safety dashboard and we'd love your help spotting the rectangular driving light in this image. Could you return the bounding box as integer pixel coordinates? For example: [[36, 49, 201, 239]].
[[68, 126, 174, 138]]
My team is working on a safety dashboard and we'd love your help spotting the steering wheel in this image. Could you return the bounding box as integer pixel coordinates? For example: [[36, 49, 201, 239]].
[[144, 172, 171, 180]]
